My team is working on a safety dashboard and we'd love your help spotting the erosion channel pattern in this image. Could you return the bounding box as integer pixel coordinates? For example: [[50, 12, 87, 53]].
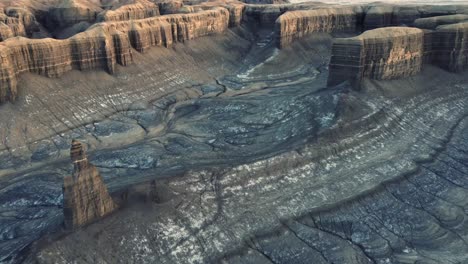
[[0, 0, 467, 264]]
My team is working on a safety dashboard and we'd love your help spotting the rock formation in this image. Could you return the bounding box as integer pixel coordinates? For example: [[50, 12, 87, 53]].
[[414, 14, 468, 29], [0, 7, 38, 41], [0, 7, 229, 103], [363, 4, 468, 30], [328, 27, 425, 87], [63, 140, 116, 230], [156, 0, 184, 15], [432, 22, 468, 72], [242, 2, 323, 28], [275, 7, 362, 48], [47, 0, 103, 28], [97, 0, 160, 22], [241, 0, 288, 4]]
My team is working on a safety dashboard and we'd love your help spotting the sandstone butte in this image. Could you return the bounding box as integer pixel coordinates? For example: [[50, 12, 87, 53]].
[[63, 140, 116, 230], [327, 23, 468, 87], [328, 27, 425, 87]]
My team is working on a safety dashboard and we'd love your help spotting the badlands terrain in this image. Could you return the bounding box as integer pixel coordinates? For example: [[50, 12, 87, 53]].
[[0, 0, 468, 263]]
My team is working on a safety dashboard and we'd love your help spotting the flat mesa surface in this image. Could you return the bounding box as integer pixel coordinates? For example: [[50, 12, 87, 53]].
[[0, 1, 467, 264], [355, 27, 423, 38]]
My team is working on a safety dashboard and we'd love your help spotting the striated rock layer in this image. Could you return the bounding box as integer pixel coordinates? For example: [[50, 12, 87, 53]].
[[328, 27, 425, 87], [363, 4, 468, 30], [97, 0, 160, 22], [63, 140, 116, 230], [328, 21, 468, 87], [0, 7, 229, 103], [0, 7, 38, 41], [276, 7, 362, 48], [414, 14, 468, 29], [432, 22, 468, 72]]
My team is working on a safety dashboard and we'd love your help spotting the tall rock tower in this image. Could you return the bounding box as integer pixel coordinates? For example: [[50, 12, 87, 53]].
[[63, 140, 116, 230]]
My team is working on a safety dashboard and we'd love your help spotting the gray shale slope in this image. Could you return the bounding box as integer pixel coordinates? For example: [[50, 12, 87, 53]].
[[0, 1, 467, 264]]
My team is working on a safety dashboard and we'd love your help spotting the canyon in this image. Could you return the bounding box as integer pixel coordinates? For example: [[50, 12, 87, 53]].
[[0, 0, 467, 263]]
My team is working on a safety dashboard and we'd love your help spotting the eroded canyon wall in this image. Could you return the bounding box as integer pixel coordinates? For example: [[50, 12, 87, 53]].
[[0, 7, 38, 41], [97, 0, 160, 22], [275, 7, 362, 48], [328, 27, 425, 87], [414, 14, 468, 30], [328, 21, 468, 87], [432, 22, 468, 72], [363, 5, 468, 30], [0, 7, 230, 103], [63, 140, 116, 229]]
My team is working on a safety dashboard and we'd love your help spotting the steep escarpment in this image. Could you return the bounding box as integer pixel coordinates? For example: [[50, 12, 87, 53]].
[[63, 140, 116, 229], [432, 22, 468, 72], [363, 4, 468, 30], [0, 7, 229, 103], [328, 20, 468, 87], [328, 27, 425, 87], [276, 7, 362, 48], [414, 14, 468, 29], [0, 7, 38, 41], [97, 0, 160, 22], [0, 28, 130, 103]]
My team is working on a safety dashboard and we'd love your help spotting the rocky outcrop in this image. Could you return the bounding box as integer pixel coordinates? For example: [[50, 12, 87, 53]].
[[63, 140, 116, 230], [432, 22, 468, 72], [276, 7, 362, 48], [0, 7, 38, 41], [0, 7, 229, 103], [328, 27, 425, 87], [98, 0, 160, 22], [47, 0, 103, 28], [156, 0, 184, 15], [241, 0, 288, 4], [242, 3, 318, 28], [414, 14, 468, 30], [363, 4, 468, 30]]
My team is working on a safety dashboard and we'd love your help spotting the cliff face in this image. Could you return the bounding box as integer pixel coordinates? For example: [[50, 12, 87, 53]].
[[363, 5, 468, 30], [0, 7, 38, 41], [414, 14, 468, 30], [98, 0, 160, 22], [328, 27, 425, 87], [275, 7, 361, 48], [432, 22, 468, 72], [63, 140, 116, 230], [0, 7, 229, 103]]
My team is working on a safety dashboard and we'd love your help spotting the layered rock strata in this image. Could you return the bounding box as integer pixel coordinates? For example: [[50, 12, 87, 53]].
[[0, 7, 229, 103], [328, 27, 425, 87], [432, 22, 468, 72], [414, 14, 468, 29], [0, 7, 38, 41], [98, 0, 160, 22], [63, 140, 116, 230], [328, 21, 468, 87], [276, 7, 362, 48], [363, 5, 468, 30]]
